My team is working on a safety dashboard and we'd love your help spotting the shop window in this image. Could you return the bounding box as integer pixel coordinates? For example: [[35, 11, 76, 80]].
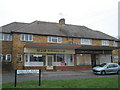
[[0, 33, 12, 41], [20, 34, 33, 41], [17, 54, 22, 62], [77, 54, 91, 65], [81, 39, 92, 45], [48, 36, 61, 43], [30, 55, 44, 62], [55, 54, 74, 66], [64, 54, 74, 66], [2, 54, 11, 62], [25, 54, 29, 62], [102, 40, 109, 46], [25, 54, 45, 66], [57, 54, 64, 62]]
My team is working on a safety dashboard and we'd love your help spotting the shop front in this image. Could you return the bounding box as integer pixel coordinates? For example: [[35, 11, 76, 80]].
[[75, 50, 112, 67], [24, 47, 75, 70]]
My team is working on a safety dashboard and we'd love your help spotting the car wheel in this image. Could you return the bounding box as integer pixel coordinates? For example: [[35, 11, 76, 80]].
[[101, 71, 106, 75], [117, 70, 120, 75]]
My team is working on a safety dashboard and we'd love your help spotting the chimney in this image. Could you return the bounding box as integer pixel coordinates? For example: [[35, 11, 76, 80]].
[[59, 18, 65, 25]]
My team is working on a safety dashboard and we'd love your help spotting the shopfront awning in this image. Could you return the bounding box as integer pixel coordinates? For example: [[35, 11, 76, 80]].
[[25, 42, 119, 50], [77, 45, 119, 50]]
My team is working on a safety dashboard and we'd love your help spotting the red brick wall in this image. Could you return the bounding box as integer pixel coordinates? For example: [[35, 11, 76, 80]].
[[24, 65, 92, 71]]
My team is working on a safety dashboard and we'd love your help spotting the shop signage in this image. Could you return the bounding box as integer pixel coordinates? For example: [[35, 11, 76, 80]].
[[75, 50, 112, 54], [24, 47, 75, 54], [36, 49, 65, 53]]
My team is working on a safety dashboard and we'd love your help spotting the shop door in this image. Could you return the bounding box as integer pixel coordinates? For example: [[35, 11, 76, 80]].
[[46, 55, 54, 70]]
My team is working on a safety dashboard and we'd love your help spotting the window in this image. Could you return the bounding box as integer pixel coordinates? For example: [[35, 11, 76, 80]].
[[17, 54, 22, 62], [0, 33, 12, 41], [48, 36, 61, 43], [2, 54, 11, 62], [20, 34, 33, 41], [25, 54, 46, 66], [113, 41, 118, 47], [108, 64, 114, 68], [81, 39, 92, 45], [30, 54, 44, 62], [57, 54, 64, 62], [102, 40, 109, 46], [54, 54, 74, 66], [113, 64, 118, 67]]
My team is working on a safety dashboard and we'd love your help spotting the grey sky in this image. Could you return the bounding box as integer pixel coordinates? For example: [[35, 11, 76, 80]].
[[0, 0, 119, 38]]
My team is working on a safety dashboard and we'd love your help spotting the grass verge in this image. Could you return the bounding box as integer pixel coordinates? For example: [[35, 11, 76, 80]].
[[2, 77, 119, 88]]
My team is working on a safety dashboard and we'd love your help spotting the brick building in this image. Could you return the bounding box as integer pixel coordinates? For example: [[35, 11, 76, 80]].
[[0, 19, 119, 71]]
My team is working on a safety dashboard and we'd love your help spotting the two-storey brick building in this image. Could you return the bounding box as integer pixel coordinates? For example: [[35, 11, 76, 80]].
[[0, 19, 119, 71]]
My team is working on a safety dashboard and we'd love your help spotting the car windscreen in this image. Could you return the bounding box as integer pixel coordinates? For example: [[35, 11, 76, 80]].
[[99, 63, 107, 67]]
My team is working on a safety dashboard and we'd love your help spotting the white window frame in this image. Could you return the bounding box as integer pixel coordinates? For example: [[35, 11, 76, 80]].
[[48, 36, 62, 43], [102, 40, 109, 46], [2, 54, 11, 62], [6, 54, 11, 62], [20, 34, 33, 41], [0, 33, 12, 41], [113, 41, 118, 47], [81, 39, 92, 45]]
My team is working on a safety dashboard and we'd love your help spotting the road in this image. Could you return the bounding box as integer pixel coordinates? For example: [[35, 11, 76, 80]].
[[1, 70, 119, 84]]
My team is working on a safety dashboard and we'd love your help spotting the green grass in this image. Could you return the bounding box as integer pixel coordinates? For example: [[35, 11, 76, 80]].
[[2, 77, 119, 88]]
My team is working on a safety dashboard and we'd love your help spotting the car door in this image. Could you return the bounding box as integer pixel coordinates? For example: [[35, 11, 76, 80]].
[[106, 64, 114, 73], [112, 64, 119, 73], [106, 64, 118, 74]]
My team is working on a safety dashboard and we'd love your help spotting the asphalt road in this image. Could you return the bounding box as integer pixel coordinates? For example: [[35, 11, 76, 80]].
[[1, 70, 119, 84]]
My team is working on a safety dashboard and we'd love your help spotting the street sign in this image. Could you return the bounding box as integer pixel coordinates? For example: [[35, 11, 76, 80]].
[[14, 69, 41, 87], [17, 69, 39, 74]]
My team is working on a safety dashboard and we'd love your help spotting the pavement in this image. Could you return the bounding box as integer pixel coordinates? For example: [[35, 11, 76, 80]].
[[1, 70, 119, 84]]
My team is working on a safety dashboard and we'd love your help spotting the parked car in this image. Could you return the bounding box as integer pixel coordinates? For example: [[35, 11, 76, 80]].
[[92, 63, 120, 75]]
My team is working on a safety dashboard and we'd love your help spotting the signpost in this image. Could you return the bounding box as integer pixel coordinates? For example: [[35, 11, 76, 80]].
[[14, 69, 41, 87]]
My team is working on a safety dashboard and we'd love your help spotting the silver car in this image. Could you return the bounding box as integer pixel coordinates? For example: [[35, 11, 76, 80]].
[[92, 63, 120, 75]]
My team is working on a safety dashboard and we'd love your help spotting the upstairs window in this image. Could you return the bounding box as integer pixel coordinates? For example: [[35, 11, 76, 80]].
[[81, 39, 92, 45], [102, 40, 109, 46], [113, 41, 118, 47], [20, 34, 33, 41], [0, 33, 12, 41], [48, 36, 61, 43]]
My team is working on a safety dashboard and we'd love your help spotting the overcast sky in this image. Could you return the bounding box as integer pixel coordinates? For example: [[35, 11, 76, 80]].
[[0, 0, 119, 38]]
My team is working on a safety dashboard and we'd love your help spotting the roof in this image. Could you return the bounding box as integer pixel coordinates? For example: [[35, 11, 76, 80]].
[[0, 22, 28, 33], [25, 42, 119, 50], [0, 20, 118, 41], [11, 21, 118, 41]]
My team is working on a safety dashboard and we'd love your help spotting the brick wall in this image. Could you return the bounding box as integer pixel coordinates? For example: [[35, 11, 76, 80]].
[[2, 41, 13, 72], [24, 65, 92, 71], [2, 33, 119, 71]]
